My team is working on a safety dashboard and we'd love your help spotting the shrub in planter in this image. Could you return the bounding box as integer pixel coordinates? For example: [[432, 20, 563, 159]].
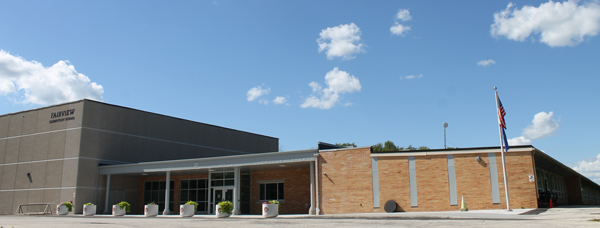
[[113, 201, 130, 216], [83, 202, 96, 216], [262, 200, 280, 218], [57, 202, 72, 215], [145, 201, 158, 217], [180, 201, 198, 217], [216, 201, 233, 218]]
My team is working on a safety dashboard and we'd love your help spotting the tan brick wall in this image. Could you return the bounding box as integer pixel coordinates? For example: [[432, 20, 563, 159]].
[[497, 152, 538, 209], [250, 167, 311, 215], [415, 155, 453, 211], [322, 148, 538, 214], [318, 147, 375, 214], [378, 156, 410, 212], [138, 173, 208, 214], [376, 151, 538, 212], [454, 153, 501, 210]]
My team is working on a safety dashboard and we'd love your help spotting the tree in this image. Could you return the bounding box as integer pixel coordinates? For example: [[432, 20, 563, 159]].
[[418, 146, 430, 150], [372, 140, 403, 152], [372, 142, 384, 152], [371, 141, 430, 152], [335, 142, 357, 147]]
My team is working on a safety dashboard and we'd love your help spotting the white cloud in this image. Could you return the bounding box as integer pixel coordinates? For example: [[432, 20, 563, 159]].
[[523, 111, 560, 139], [508, 111, 559, 145], [317, 23, 365, 60], [390, 24, 412, 36], [0, 50, 104, 105], [507, 136, 532, 145], [301, 67, 361, 109], [273, 96, 287, 105], [391, 9, 412, 36], [396, 9, 412, 21], [309, 81, 322, 93], [491, 1, 600, 47], [401, 74, 423, 80], [477, 59, 496, 66], [246, 85, 270, 101], [259, 99, 269, 105], [572, 154, 600, 184]]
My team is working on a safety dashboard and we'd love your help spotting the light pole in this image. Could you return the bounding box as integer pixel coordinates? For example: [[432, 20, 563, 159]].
[[443, 122, 448, 149]]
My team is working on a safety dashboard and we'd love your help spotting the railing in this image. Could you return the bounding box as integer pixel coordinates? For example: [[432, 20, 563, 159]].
[[15, 203, 53, 215]]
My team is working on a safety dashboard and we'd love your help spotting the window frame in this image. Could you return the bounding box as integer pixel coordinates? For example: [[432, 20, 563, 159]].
[[257, 179, 285, 201]]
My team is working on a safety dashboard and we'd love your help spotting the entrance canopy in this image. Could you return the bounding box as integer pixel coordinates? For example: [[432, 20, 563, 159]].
[[98, 149, 317, 175]]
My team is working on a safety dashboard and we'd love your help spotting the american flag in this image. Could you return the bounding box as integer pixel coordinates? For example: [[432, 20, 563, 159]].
[[497, 95, 506, 129]]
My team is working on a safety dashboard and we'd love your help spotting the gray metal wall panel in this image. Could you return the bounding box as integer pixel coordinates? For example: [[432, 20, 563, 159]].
[[371, 157, 380, 208], [409, 156, 418, 207], [447, 154, 458, 205], [488, 153, 501, 203], [81, 100, 278, 161]]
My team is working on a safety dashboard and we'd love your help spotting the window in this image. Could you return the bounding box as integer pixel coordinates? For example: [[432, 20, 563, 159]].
[[143, 180, 174, 212], [211, 171, 234, 187], [259, 182, 284, 201], [180, 179, 208, 213]]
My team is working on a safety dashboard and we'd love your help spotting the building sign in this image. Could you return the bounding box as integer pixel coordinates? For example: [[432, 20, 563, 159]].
[[49, 109, 76, 124], [529, 174, 535, 182]]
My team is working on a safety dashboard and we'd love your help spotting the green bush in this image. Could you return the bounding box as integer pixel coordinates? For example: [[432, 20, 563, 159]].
[[217, 201, 233, 214], [147, 201, 157, 205], [60, 202, 73, 212], [185, 201, 199, 211], [116, 201, 131, 213], [84, 202, 94, 206], [268, 200, 280, 207]]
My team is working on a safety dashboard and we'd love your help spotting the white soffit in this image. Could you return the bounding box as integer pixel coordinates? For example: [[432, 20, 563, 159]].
[[98, 149, 316, 175], [371, 147, 534, 157]]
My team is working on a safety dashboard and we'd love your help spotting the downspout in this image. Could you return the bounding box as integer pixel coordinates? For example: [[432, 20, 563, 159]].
[[314, 152, 320, 215]]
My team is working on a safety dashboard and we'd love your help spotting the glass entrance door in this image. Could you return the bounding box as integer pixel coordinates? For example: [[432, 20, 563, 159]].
[[212, 188, 233, 213]]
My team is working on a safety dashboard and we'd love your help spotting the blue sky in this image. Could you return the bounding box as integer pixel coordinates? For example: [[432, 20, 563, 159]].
[[1, 0, 600, 183]]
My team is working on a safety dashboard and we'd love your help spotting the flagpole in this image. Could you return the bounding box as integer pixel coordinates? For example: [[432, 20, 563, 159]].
[[494, 87, 512, 212]]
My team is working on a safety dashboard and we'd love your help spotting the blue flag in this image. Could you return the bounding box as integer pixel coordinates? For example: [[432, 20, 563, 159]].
[[502, 128, 509, 152]]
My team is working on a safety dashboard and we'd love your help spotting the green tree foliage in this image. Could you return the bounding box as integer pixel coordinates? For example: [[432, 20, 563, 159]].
[[335, 142, 357, 147], [372, 141, 403, 152], [372, 141, 429, 152], [405, 145, 417, 150]]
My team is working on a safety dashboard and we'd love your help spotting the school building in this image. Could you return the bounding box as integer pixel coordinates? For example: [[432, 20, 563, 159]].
[[0, 100, 598, 215]]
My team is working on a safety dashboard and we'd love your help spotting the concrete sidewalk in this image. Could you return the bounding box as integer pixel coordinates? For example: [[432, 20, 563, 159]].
[[1, 206, 600, 228], [57, 205, 600, 221]]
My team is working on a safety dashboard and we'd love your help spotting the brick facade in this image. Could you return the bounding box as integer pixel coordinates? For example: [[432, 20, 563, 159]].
[[125, 147, 593, 215], [498, 152, 538, 209], [321, 148, 539, 214], [318, 147, 376, 214], [250, 167, 311, 215]]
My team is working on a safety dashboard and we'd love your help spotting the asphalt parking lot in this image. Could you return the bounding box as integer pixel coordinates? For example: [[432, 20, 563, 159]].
[[1, 206, 599, 227]]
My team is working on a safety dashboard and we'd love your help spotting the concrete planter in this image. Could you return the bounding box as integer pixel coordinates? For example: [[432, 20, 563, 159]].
[[180, 205, 195, 217], [112, 205, 126, 216], [56, 205, 69, 215], [83, 205, 96, 216], [262, 204, 279, 218], [145, 205, 158, 217], [215, 205, 230, 218]]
